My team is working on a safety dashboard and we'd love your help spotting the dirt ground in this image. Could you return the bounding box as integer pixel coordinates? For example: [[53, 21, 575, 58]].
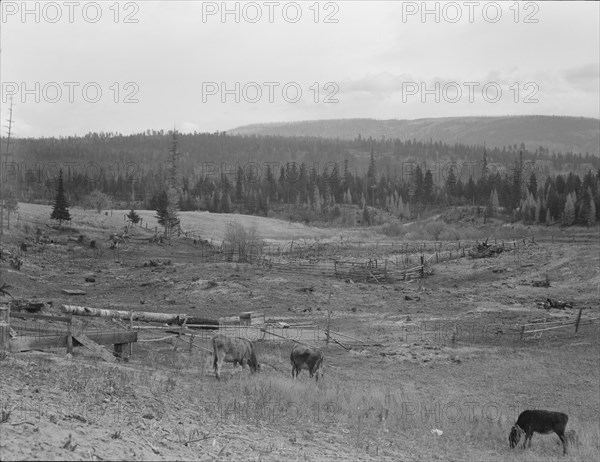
[[1, 206, 599, 461]]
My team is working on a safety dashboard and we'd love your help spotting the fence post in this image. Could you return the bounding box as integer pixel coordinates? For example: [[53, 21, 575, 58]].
[[575, 308, 583, 334], [326, 309, 331, 347], [67, 315, 73, 355], [520, 325, 525, 342], [0, 305, 10, 359]]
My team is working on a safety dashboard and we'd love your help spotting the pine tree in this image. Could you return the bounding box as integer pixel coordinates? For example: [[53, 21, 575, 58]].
[[313, 184, 321, 213], [423, 169, 434, 205], [367, 147, 377, 185], [466, 176, 476, 204], [127, 208, 141, 224], [4, 188, 18, 230], [511, 153, 524, 209], [528, 172, 538, 199], [445, 167, 457, 203], [50, 169, 71, 228], [154, 190, 169, 225], [235, 165, 244, 202], [490, 188, 499, 208], [362, 203, 370, 226], [563, 192, 576, 225]]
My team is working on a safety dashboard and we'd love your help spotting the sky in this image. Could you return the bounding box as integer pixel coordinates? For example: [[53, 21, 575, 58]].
[[1, 0, 599, 138]]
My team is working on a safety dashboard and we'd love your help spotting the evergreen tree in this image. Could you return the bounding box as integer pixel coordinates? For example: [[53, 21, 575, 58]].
[[235, 165, 244, 202], [3, 188, 18, 230], [413, 165, 424, 204], [127, 208, 141, 224], [362, 203, 371, 226], [528, 171, 538, 199], [445, 166, 457, 203], [563, 192, 576, 225], [423, 169, 434, 205], [367, 147, 377, 185], [490, 188, 499, 208], [465, 176, 476, 204], [50, 169, 71, 228], [154, 190, 169, 225], [510, 153, 524, 209], [312, 184, 321, 213]]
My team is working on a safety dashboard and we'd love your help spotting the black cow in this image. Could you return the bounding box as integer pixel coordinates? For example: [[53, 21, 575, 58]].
[[290, 344, 323, 382], [509, 410, 569, 455], [211, 333, 260, 380]]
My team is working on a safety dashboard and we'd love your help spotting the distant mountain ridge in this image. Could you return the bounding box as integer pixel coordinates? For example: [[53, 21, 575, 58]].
[[229, 116, 600, 156]]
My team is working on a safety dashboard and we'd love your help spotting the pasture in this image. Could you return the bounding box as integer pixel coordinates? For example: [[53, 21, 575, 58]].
[[0, 204, 598, 461]]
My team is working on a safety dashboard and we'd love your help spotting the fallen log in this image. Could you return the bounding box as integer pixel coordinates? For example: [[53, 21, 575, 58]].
[[62, 305, 181, 323], [61, 305, 220, 326]]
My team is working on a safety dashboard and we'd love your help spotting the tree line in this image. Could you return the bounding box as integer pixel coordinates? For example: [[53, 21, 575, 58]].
[[1, 130, 599, 229]]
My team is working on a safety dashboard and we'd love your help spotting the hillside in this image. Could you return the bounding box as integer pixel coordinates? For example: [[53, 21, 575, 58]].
[[1, 204, 599, 462], [229, 116, 600, 156]]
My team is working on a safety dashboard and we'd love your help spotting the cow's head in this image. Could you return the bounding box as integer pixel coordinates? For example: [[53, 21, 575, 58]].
[[249, 362, 261, 373], [509, 425, 523, 448]]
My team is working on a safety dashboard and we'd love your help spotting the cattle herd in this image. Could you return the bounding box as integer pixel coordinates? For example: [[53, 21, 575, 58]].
[[211, 334, 572, 455]]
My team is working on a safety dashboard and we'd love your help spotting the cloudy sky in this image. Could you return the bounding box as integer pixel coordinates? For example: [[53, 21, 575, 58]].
[[1, 1, 599, 138]]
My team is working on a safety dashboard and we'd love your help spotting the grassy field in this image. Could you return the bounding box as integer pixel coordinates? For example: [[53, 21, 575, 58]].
[[1, 205, 598, 461]]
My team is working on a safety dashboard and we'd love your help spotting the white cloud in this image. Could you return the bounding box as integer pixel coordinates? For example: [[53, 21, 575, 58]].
[[1, 1, 598, 137]]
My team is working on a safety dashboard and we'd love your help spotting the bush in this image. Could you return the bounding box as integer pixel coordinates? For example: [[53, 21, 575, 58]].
[[439, 228, 460, 241], [381, 222, 408, 237], [424, 221, 446, 240], [404, 231, 432, 241], [223, 221, 262, 262]]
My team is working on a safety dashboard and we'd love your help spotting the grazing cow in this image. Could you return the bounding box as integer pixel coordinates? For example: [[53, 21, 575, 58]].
[[290, 344, 323, 382], [211, 334, 260, 380], [509, 410, 569, 455]]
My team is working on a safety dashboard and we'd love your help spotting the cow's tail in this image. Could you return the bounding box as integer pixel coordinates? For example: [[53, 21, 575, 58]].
[[250, 347, 259, 372]]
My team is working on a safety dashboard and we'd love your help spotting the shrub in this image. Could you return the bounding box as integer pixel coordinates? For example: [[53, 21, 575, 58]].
[[223, 221, 262, 262], [424, 221, 446, 240], [439, 228, 460, 241], [381, 222, 408, 237]]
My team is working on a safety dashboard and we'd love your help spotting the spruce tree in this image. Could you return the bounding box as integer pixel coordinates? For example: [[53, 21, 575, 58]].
[[127, 208, 141, 224], [50, 169, 71, 228]]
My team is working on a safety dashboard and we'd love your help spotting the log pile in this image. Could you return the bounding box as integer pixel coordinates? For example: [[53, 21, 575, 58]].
[[538, 298, 574, 310], [468, 238, 504, 259]]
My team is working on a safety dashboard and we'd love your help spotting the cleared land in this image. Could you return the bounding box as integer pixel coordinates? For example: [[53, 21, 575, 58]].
[[1, 205, 598, 461]]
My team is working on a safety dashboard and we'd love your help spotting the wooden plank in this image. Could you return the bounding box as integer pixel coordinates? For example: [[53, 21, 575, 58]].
[[62, 289, 87, 295], [10, 312, 72, 323], [9, 331, 137, 353], [72, 333, 116, 362], [12, 325, 69, 335]]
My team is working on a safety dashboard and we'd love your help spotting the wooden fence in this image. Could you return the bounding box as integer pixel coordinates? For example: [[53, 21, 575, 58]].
[[519, 308, 600, 340], [1, 306, 137, 362]]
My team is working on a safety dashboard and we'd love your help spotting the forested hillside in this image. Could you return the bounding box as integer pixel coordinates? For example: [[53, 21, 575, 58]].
[[1, 130, 599, 228], [229, 116, 600, 157]]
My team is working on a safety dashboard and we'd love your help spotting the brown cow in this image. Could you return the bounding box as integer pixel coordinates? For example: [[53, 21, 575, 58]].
[[290, 344, 323, 382], [211, 334, 260, 380]]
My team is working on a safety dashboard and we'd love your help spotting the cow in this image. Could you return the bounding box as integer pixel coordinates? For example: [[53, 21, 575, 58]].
[[509, 410, 569, 455], [211, 333, 260, 380], [290, 343, 323, 382]]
